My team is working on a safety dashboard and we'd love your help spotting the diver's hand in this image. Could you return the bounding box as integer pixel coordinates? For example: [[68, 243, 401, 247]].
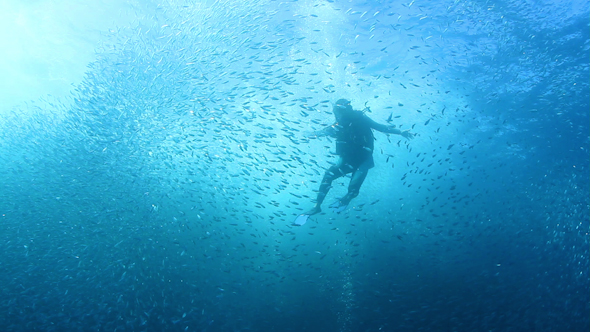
[[401, 130, 414, 139]]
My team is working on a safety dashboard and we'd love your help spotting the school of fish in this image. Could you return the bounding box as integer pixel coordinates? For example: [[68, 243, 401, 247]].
[[0, 0, 588, 331]]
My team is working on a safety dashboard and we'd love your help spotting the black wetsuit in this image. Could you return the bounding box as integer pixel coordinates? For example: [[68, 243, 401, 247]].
[[305, 106, 408, 215], [328, 110, 376, 170]]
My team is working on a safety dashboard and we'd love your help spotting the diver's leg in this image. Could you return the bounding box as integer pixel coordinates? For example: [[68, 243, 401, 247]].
[[306, 159, 345, 215], [339, 157, 372, 206], [315, 166, 341, 206], [339, 168, 368, 206]]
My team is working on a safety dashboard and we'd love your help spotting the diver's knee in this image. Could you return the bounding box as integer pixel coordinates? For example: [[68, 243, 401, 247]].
[[322, 173, 335, 184], [323, 168, 341, 181]]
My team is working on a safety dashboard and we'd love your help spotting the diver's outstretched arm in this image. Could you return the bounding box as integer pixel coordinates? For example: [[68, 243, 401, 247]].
[[366, 116, 414, 138]]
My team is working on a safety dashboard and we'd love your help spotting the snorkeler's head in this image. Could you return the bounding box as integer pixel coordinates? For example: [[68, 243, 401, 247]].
[[333, 99, 352, 121]]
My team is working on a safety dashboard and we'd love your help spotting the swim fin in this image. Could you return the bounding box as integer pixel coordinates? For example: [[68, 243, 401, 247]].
[[293, 214, 310, 226]]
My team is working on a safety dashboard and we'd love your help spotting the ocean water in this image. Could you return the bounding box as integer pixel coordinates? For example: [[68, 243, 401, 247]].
[[0, 0, 588, 331]]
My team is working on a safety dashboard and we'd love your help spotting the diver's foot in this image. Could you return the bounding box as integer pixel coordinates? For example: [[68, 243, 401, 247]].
[[329, 194, 354, 213], [328, 200, 346, 213], [336, 193, 356, 207], [329, 201, 348, 213], [304, 206, 322, 216], [339, 194, 354, 206]]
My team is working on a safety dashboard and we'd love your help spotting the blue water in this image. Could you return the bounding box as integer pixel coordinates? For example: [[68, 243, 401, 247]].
[[1, 0, 588, 331]]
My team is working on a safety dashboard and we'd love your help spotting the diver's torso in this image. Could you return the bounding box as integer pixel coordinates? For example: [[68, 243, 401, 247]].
[[334, 111, 374, 158]]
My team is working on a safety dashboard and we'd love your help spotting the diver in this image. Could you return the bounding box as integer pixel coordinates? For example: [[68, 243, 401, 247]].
[[295, 99, 414, 224]]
